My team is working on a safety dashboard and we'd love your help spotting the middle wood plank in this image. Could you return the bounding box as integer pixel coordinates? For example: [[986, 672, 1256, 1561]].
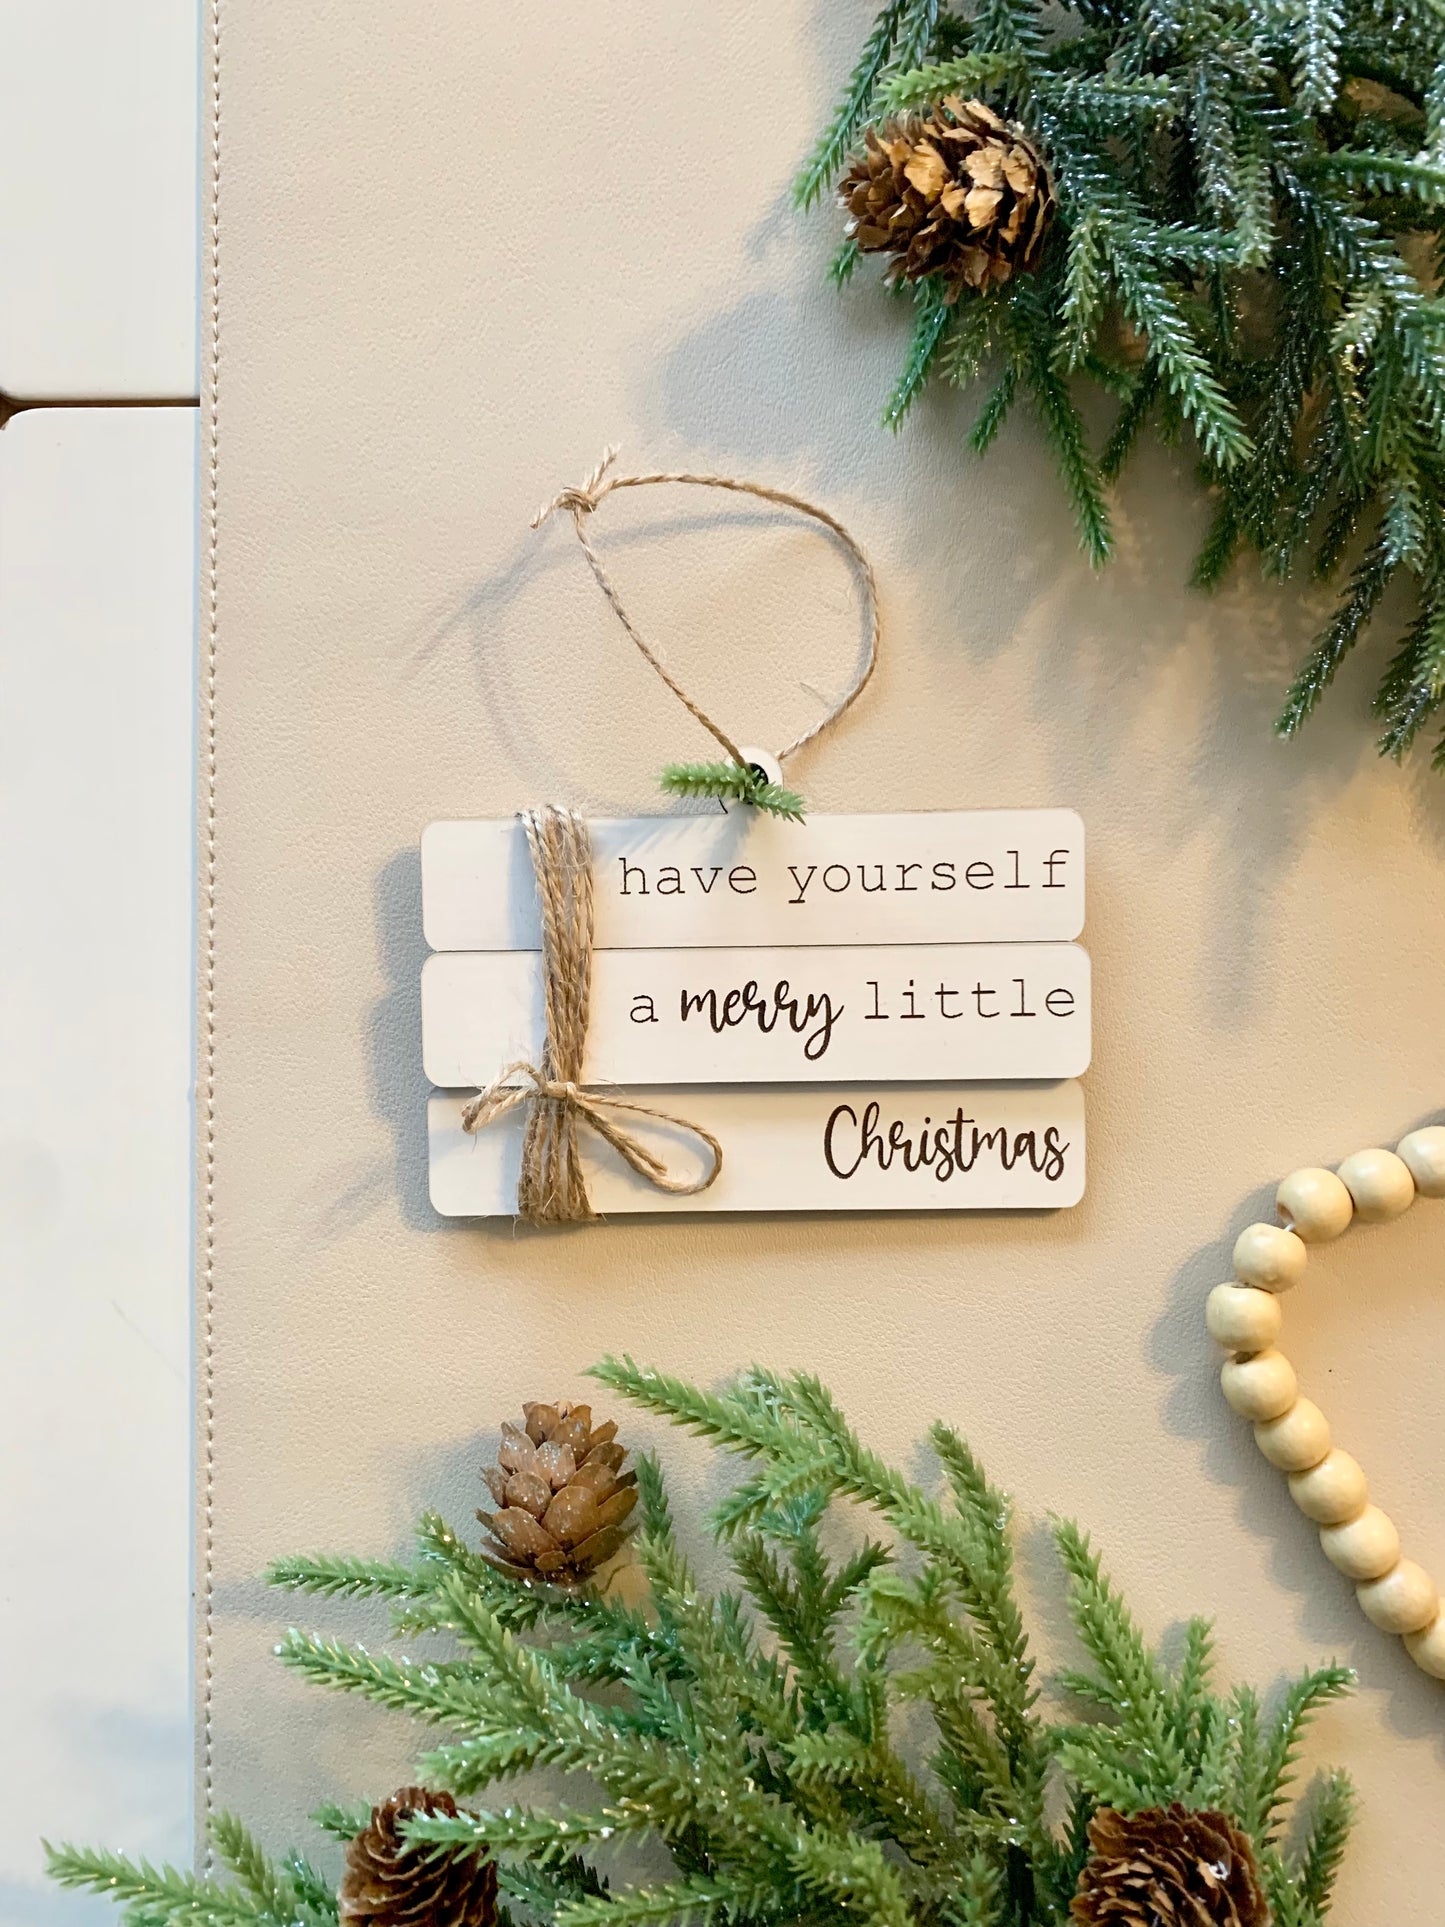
[[423, 943, 1091, 1087]]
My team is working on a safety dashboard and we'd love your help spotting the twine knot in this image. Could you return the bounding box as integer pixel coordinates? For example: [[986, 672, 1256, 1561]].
[[531, 447, 620, 530], [460, 805, 721, 1224]]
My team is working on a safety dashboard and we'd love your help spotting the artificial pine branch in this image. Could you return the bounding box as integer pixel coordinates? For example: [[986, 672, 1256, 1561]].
[[885, 281, 954, 427], [45, 1844, 298, 1927], [658, 761, 806, 822], [266, 1552, 426, 1601], [794, 0, 915, 209], [210, 1815, 306, 1921], [808, 0, 1445, 765], [281, 1853, 341, 1922], [54, 1363, 1358, 1927], [1255, 1663, 1357, 1839]]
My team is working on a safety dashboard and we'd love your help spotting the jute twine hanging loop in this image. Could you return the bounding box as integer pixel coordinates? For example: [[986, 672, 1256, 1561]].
[[532, 448, 881, 777], [463, 455, 881, 1225], [461, 807, 724, 1225]]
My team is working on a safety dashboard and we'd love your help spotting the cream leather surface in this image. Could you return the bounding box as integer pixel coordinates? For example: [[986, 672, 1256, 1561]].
[[203, 4, 1445, 1911]]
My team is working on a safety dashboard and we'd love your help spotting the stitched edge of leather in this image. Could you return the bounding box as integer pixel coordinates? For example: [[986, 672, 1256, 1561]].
[[200, 0, 221, 1863]]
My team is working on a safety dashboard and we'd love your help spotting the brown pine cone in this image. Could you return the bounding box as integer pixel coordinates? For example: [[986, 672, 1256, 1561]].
[[477, 1401, 637, 1584], [1070, 1804, 1267, 1927], [840, 96, 1054, 294], [340, 1788, 497, 1927]]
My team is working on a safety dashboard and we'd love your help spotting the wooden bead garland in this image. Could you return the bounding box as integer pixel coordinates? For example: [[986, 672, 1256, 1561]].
[[1207, 1124, 1445, 1679]]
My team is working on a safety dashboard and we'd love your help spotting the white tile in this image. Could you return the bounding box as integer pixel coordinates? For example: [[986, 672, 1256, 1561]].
[[0, 1, 199, 397], [0, 408, 194, 1921]]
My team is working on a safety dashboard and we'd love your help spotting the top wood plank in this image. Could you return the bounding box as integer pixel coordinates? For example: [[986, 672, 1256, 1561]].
[[423, 809, 1084, 951]]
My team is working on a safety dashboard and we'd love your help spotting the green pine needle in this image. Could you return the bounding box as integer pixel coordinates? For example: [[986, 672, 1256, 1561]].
[[1294, 0, 1346, 113], [880, 51, 1027, 111], [793, 0, 912, 209], [1277, 541, 1397, 736], [1296, 1770, 1357, 1915], [829, 236, 861, 286], [660, 761, 806, 821], [311, 1800, 373, 1841], [884, 281, 954, 429], [44, 1842, 310, 1927], [267, 1552, 425, 1600], [1312, 151, 1445, 203]]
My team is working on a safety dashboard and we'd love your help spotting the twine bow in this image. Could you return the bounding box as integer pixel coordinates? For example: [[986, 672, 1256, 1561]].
[[460, 805, 722, 1224]]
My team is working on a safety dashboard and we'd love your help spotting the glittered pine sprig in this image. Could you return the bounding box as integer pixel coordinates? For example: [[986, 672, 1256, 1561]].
[[660, 758, 807, 821]]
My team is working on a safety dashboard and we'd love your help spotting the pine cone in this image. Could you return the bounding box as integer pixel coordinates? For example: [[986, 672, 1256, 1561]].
[[840, 96, 1054, 294], [477, 1401, 637, 1584], [340, 1788, 497, 1927], [1071, 1805, 1267, 1927]]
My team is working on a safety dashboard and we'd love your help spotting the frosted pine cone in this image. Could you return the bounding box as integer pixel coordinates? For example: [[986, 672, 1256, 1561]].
[[477, 1401, 637, 1584], [840, 96, 1054, 293], [1070, 1804, 1267, 1927], [340, 1788, 497, 1927]]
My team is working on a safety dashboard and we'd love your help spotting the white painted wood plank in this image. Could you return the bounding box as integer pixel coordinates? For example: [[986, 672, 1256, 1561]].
[[0, 409, 193, 1913], [423, 944, 1092, 1086], [430, 1081, 1085, 1214], [0, 0, 199, 397], [423, 809, 1085, 950]]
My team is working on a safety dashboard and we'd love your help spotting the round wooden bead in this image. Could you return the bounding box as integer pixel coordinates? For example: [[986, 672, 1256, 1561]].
[[1319, 1506, 1401, 1581], [1404, 1609, 1445, 1680], [1222, 1349, 1298, 1422], [1254, 1398, 1331, 1472], [1398, 1125, 1445, 1200], [1288, 1449, 1368, 1525], [1205, 1283, 1284, 1352], [1231, 1222, 1307, 1292], [1336, 1147, 1415, 1223], [1276, 1166, 1354, 1243], [1357, 1559, 1440, 1635]]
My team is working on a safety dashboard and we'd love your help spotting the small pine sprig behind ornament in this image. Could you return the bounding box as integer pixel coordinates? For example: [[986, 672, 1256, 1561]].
[[660, 758, 807, 821], [806, 0, 1445, 769]]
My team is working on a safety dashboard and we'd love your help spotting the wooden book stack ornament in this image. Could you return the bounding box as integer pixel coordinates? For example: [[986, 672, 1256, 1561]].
[[422, 453, 1091, 1221]]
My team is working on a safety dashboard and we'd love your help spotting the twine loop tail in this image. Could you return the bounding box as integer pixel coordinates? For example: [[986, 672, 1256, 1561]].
[[461, 805, 722, 1224]]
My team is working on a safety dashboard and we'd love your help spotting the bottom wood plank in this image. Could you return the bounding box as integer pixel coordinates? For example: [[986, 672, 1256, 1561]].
[[428, 1082, 1085, 1216]]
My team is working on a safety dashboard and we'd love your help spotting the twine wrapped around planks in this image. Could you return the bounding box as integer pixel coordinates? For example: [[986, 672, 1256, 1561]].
[[460, 805, 723, 1224]]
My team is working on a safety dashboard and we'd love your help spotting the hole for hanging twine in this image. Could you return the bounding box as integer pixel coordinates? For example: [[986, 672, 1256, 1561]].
[[737, 745, 784, 788]]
